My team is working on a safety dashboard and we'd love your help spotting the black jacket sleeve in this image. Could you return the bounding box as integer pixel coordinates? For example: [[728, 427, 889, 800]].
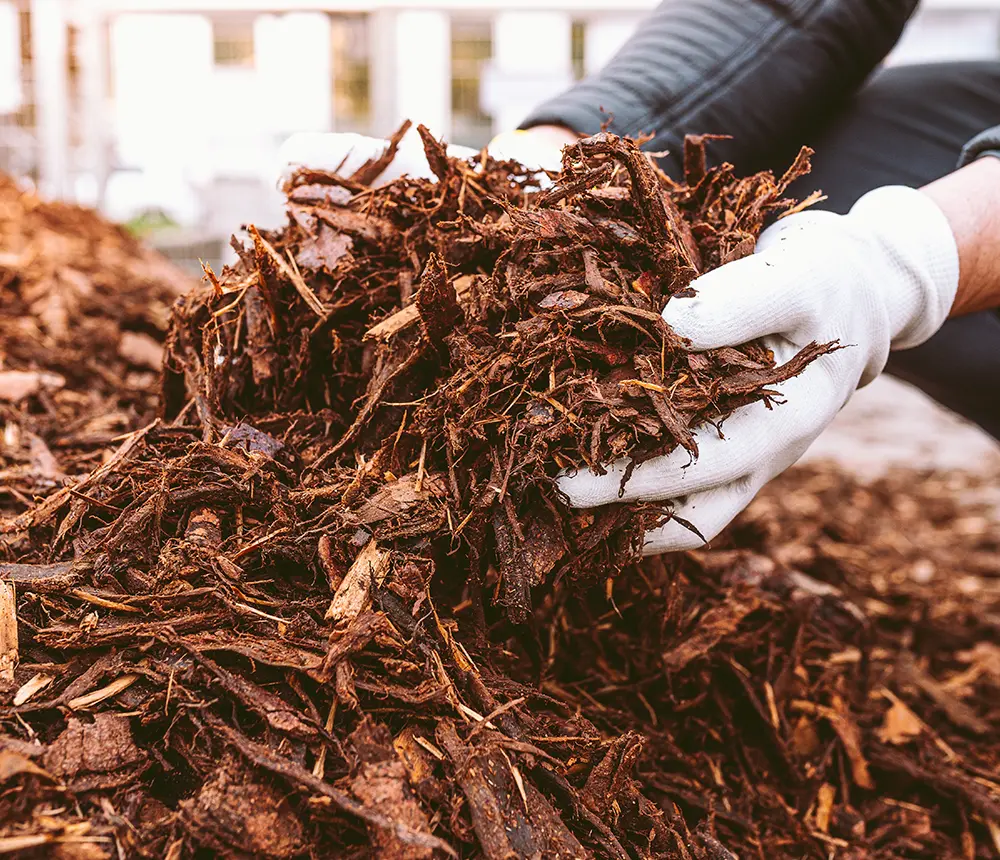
[[521, 0, 919, 175], [961, 126, 1000, 166]]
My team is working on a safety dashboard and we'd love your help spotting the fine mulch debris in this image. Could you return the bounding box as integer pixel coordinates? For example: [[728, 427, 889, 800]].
[[1, 129, 998, 859]]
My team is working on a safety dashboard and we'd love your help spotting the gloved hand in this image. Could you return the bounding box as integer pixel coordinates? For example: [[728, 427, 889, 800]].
[[277, 125, 575, 189], [277, 129, 477, 189], [558, 186, 960, 554], [487, 127, 577, 173]]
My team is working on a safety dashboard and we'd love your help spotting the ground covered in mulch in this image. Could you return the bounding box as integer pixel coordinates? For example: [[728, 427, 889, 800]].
[[0, 132, 998, 859]]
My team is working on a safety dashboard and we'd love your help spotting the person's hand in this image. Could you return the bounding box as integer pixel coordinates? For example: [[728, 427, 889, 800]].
[[488, 126, 580, 173], [557, 186, 960, 554], [277, 124, 579, 189]]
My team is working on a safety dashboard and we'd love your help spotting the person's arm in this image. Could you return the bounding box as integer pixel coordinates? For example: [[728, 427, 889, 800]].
[[937, 144, 1000, 316], [520, 0, 918, 175]]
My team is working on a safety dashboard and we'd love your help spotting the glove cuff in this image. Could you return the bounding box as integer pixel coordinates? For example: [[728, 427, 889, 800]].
[[848, 186, 959, 351]]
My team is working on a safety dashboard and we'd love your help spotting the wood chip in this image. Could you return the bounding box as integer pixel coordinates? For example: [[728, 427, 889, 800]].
[[68, 673, 140, 711], [325, 541, 391, 625], [13, 672, 54, 707], [0, 582, 15, 684], [0, 370, 65, 402]]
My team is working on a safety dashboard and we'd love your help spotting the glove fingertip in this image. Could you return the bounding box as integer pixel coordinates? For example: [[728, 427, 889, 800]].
[[554, 471, 621, 509], [663, 252, 798, 350], [661, 289, 734, 351], [641, 519, 708, 555]]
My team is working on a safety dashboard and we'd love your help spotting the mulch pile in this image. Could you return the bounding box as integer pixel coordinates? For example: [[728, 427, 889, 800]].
[[1, 129, 998, 859], [0, 173, 195, 519]]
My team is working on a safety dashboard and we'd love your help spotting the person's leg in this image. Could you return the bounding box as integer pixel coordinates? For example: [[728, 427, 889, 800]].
[[789, 62, 1000, 213], [771, 62, 1000, 438]]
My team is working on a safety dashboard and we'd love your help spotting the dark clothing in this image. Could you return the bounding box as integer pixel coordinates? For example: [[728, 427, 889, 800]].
[[783, 63, 1000, 439], [522, 3, 1000, 439], [782, 63, 1000, 212], [963, 126, 1000, 165], [521, 0, 921, 175]]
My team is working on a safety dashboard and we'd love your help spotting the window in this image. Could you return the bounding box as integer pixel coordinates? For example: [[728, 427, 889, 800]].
[[331, 14, 370, 135], [0, 6, 32, 178], [15, 7, 32, 126], [212, 17, 254, 68], [450, 18, 492, 149], [571, 20, 586, 81]]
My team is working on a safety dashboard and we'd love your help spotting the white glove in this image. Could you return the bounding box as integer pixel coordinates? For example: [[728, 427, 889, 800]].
[[485, 128, 567, 174], [277, 127, 567, 189], [558, 186, 960, 554], [276, 127, 477, 189]]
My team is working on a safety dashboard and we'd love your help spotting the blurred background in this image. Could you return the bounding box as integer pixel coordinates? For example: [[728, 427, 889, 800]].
[[2, 0, 1000, 473], [3, 0, 1000, 272]]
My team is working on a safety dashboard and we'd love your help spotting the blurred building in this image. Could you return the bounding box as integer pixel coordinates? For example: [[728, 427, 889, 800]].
[[1, 0, 999, 268]]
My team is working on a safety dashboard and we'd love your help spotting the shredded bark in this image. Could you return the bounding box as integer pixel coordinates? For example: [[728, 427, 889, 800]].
[[0, 133, 997, 859]]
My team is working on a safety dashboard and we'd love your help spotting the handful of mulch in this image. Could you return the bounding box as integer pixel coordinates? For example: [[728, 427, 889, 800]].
[[3, 128, 996, 859], [163, 124, 831, 607]]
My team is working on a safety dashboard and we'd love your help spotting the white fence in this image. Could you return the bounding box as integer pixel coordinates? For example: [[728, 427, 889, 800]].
[[2, 0, 998, 269]]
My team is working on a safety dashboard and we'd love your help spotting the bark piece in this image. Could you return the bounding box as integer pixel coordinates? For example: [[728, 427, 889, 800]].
[[662, 587, 761, 672], [416, 254, 464, 348], [43, 714, 144, 784], [350, 720, 437, 859], [180, 764, 305, 859], [119, 331, 164, 369], [437, 721, 590, 860], [366, 276, 474, 341]]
